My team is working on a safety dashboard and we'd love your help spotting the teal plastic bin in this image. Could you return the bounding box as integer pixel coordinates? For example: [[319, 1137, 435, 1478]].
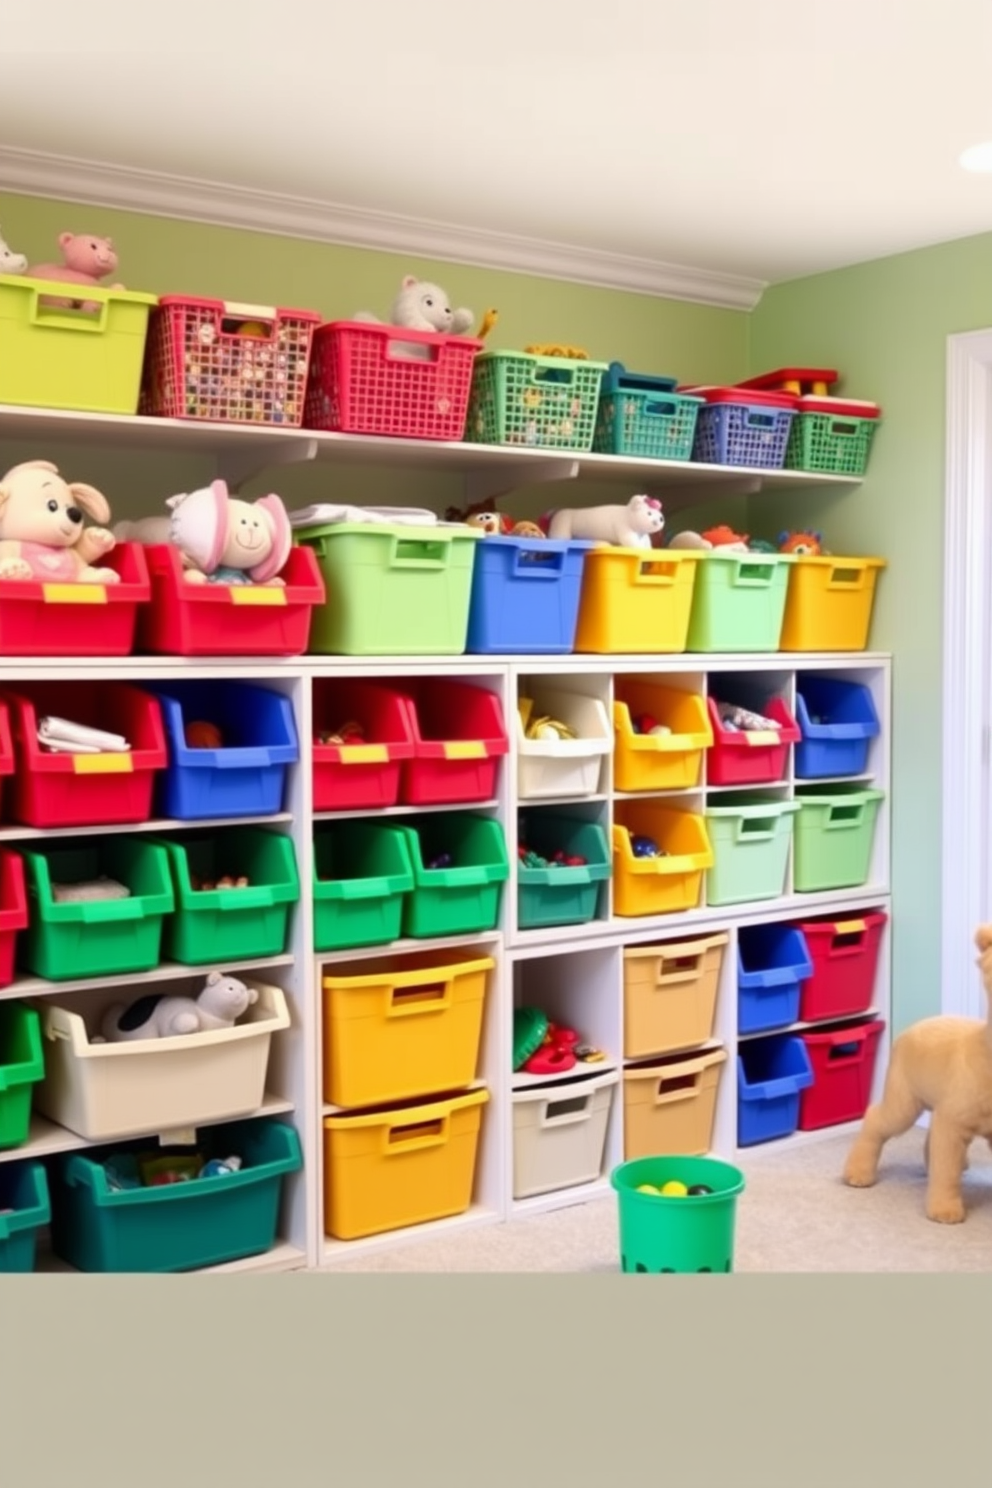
[[517, 814, 611, 930], [313, 820, 414, 951], [394, 815, 509, 938], [685, 553, 793, 653], [705, 795, 800, 906], [793, 785, 885, 892], [48, 1118, 302, 1273], [0, 1161, 51, 1272], [0, 1001, 44, 1149]]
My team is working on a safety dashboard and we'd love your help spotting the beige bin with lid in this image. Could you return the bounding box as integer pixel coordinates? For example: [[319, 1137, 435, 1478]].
[[623, 1046, 727, 1159], [512, 1067, 618, 1200], [623, 932, 728, 1060]]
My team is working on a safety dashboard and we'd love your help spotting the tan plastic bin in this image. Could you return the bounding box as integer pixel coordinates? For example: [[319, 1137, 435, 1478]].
[[623, 933, 728, 1060], [623, 1046, 727, 1159], [512, 1068, 618, 1200], [31, 981, 290, 1141]]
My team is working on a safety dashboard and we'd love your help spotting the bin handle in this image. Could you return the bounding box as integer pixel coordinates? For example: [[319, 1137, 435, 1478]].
[[825, 565, 868, 591], [512, 546, 566, 579], [213, 748, 272, 770], [642, 398, 680, 420], [655, 951, 705, 987], [729, 560, 775, 588], [383, 332, 442, 365], [744, 410, 777, 431], [828, 419, 860, 438], [824, 802, 865, 829], [541, 1092, 593, 1127], [652, 1062, 709, 1104], [389, 536, 449, 571], [528, 358, 577, 385], [383, 1114, 449, 1153], [634, 557, 680, 587], [827, 1039, 867, 1063], [25, 282, 111, 336], [388, 979, 453, 1017], [735, 817, 777, 842], [215, 886, 278, 910], [827, 920, 868, 954], [78, 897, 143, 922]]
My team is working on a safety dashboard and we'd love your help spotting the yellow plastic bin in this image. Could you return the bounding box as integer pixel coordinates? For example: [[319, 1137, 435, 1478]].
[[321, 948, 493, 1109], [779, 556, 887, 652], [612, 803, 714, 917], [573, 549, 699, 654], [323, 1086, 488, 1240], [623, 933, 729, 1059], [613, 681, 712, 792], [623, 1047, 727, 1158]]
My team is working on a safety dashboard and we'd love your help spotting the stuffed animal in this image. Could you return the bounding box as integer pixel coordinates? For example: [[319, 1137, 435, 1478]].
[[843, 923, 992, 1224], [114, 479, 292, 586], [546, 494, 665, 549], [0, 460, 119, 583], [668, 525, 750, 553], [0, 226, 27, 276], [354, 275, 476, 336], [27, 231, 124, 311], [97, 971, 258, 1043]]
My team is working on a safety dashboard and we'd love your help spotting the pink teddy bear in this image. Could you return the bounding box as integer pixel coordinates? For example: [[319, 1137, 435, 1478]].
[[28, 232, 125, 311]]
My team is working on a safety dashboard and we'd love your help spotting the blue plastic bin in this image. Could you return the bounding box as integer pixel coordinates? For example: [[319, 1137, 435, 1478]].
[[466, 535, 594, 654], [692, 397, 795, 469], [737, 1036, 814, 1147], [737, 925, 814, 1035], [0, 1161, 50, 1272], [794, 676, 880, 780], [150, 680, 299, 821]]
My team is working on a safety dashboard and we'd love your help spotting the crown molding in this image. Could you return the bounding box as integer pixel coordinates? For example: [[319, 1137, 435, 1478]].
[[0, 144, 766, 312]]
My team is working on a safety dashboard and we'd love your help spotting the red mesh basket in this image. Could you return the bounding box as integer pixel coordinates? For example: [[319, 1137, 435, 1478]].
[[140, 296, 321, 426], [304, 321, 482, 440]]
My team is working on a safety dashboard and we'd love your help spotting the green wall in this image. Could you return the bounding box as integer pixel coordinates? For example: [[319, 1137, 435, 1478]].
[[750, 229, 992, 1032]]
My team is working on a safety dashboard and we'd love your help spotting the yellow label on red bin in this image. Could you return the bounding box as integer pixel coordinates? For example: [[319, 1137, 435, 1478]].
[[443, 741, 486, 760], [833, 919, 866, 935], [339, 744, 389, 764], [42, 584, 106, 605], [230, 587, 287, 606], [72, 754, 134, 775], [744, 730, 779, 746]]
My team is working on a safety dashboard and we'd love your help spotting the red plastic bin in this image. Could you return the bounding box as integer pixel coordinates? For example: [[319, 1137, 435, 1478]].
[[0, 704, 15, 817], [312, 679, 416, 812], [796, 910, 887, 1023], [0, 682, 168, 828], [134, 545, 326, 657], [304, 321, 483, 441], [140, 296, 321, 426], [798, 1017, 886, 1131], [399, 679, 509, 806], [0, 850, 28, 987], [706, 697, 800, 787], [0, 543, 150, 657]]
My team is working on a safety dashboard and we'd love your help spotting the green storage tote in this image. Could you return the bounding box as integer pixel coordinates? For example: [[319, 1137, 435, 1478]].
[[293, 521, 482, 655], [467, 349, 608, 450], [0, 1001, 44, 1149], [156, 827, 300, 964], [0, 274, 157, 414], [313, 820, 414, 952], [0, 1162, 51, 1273], [517, 814, 611, 930], [705, 794, 800, 906], [395, 815, 509, 939], [19, 839, 175, 981], [793, 785, 885, 892], [47, 1118, 302, 1273], [685, 553, 793, 653]]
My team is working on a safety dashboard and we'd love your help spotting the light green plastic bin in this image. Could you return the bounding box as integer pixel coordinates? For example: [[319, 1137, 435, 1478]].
[[685, 553, 794, 653], [293, 522, 483, 655], [793, 785, 884, 892], [0, 274, 157, 414], [705, 794, 800, 906]]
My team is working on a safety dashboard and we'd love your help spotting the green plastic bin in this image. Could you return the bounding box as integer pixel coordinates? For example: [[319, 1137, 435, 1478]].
[[0, 1162, 51, 1272], [517, 815, 611, 930], [793, 785, 885, 892], [705, 795, 800, 906], [785, 409, 880, 476], [611, 1155, 745, 1273], [48, 1118, 302, 1273], [0, 1002, 44, 1149], [293, 522, 482, 656], [395, 815, 509, 939], [0, 275, 158, 414], [19, 839, 175, 981], [313, 820, 414, 952], [155, 827, 300, 965], [685, 553, 793, 653]]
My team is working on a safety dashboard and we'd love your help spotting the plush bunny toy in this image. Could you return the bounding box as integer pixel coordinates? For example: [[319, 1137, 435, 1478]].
[[115, 479, 292, 585]]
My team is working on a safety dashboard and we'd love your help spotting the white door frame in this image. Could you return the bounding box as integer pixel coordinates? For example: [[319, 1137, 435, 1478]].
[[941, 328, 992, 1017]]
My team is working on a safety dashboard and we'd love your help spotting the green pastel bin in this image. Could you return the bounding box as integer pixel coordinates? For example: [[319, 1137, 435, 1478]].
[[0, 1002, 44, 1149], [705, 795, 800, 906], [313, 820, 414, 951], [685, 553, 793, 653], [793, 785, 884, 892], [611, 1154, 745, 1273], [155, 827, 300, 964]]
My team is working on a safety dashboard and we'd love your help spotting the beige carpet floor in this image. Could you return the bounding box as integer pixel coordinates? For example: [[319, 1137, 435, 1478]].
[[328, 1128, 992, 1272]]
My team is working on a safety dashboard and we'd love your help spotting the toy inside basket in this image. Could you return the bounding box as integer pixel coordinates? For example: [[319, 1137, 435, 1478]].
[[0, 542, 150, 656]]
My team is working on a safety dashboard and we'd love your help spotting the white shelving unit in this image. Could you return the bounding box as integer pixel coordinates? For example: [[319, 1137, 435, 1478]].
[[0, 404, 889, 1273]]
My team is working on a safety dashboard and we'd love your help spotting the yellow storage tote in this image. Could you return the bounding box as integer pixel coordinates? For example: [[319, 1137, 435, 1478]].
[[613, 682, 712, 792], [321, 948, 493, 1108], [323, 1086, 488, 1240], [612, 803, 714, 917], [573, 549, 699, 654], [623, 1047, 727, 1158], [623, 933, 728, 1059], [779, 556, 887, 652]]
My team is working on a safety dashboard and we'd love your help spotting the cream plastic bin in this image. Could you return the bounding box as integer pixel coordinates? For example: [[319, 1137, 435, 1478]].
[[31, 981, 290, 1141], [623, 933, 728, 1060], [516, 688, 612, 800], [512, 1068, 618, 1200]]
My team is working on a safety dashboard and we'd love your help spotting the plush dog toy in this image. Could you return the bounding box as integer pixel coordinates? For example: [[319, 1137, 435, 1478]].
[[0, 460, 119, 583], [97, 971, 258, 1042], [843, 923, 992, 1223], [115, 479, 292, 586]]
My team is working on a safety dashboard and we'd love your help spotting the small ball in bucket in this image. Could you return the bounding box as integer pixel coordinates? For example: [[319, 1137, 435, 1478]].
[[687, 1184, 713, 1196], [660, 1180, 689, 1197]]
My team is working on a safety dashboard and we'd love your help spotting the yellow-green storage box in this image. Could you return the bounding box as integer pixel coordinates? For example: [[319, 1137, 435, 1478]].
[[0, 275, 157, 414]]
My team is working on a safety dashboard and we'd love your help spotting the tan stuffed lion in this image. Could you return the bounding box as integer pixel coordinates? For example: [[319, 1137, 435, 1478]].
[[843, 924, 992, 1223]]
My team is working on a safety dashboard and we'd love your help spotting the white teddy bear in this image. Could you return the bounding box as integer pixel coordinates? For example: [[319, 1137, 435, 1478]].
[[0, 226, 27, 276], [355, 275, 475, 336]]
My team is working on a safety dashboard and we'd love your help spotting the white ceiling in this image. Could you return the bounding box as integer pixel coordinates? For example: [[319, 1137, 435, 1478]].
[[2, 0, 992, 303]]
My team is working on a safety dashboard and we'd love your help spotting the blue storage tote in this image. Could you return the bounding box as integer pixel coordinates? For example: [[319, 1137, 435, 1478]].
[[466, 535, 594, 654], [737, 925, 814, 1036], [737, 1037, 814, 1147], [689, 387, 797, 470], [0, 1161, 50, 1273], [794, 675, 880, 780], [592, 363, 703, 461], [151, 679, 300, 820], [48, 1117, 302, 1273]]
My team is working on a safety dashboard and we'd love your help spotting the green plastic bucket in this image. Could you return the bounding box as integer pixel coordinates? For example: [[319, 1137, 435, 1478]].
[[611, 1154, 745, 1273]]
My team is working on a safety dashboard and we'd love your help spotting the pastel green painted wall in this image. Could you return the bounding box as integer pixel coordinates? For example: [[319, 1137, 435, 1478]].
[[749, 230, 992, 1032]]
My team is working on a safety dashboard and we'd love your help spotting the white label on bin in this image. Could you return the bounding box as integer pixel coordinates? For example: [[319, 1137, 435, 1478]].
[[158, 1126, 198, 1147]]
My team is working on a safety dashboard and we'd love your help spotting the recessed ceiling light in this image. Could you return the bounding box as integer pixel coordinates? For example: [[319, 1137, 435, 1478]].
[[960, 141, 992, 172]]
